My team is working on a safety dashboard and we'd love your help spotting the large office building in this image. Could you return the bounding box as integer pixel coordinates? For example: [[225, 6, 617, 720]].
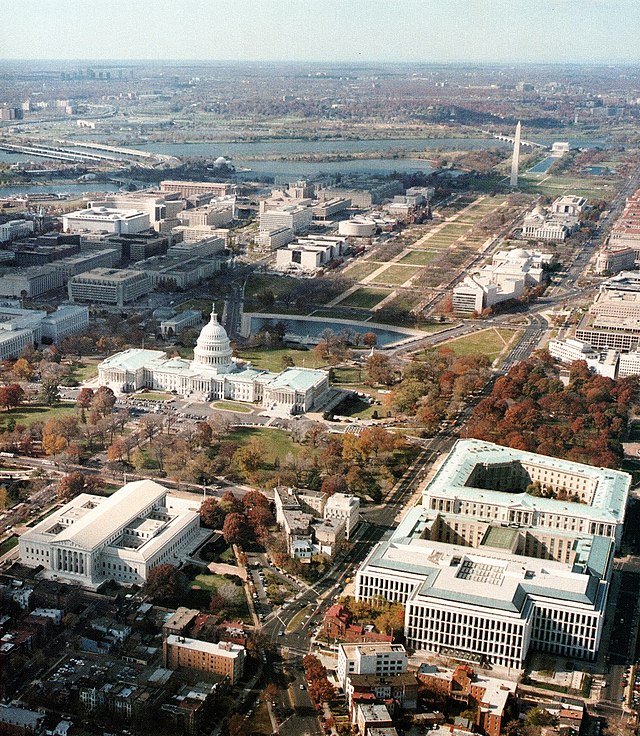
[[452, 248, 551, 313], [259, 204, 313, 235], [62, 206, 151, 236], [159, 180, 237, 198], [97, 306, 330, 414], [0, 218, 34, 242], [355, 440, 630, 669], [0, 265, 64, 298], [0, 303, 87, 358], [68, 268, 152, 306], [19, 479, 202, 588], [576, 271, 640, 351]]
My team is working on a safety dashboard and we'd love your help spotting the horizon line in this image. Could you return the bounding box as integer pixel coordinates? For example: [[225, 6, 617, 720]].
[[1, 58, 640, 66]]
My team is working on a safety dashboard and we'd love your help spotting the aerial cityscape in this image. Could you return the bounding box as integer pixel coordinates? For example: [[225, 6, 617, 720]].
[[2, 2, 640, 736]]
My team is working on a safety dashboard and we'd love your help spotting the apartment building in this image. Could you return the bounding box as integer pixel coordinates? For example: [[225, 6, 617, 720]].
[[163, 636, 245, 684], [337, 643, 408, 689]]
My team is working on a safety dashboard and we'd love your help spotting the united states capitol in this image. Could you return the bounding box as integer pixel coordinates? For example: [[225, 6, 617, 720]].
[[96, 304, 331, 414]]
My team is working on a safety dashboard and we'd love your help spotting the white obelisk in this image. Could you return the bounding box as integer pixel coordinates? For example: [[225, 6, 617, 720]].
[[510, 121, 521, 188]]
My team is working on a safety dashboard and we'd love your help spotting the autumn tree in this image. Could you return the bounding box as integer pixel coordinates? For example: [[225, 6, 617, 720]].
[[42, 418, 69, 457], [222, 512, 251, 547], [143, 563, 187, 602], [363, 331, 377, 347], [12, 357, 34, 382], [76, 387, 94, 411], [200, 498, 226, 530], [364, 354, 395, 386], [57, 472, 104, 501], [0, 383, 24, 411], [91, 385, 116, 417]]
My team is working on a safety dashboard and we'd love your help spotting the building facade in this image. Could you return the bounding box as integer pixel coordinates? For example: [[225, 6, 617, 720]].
[[97, 307, 330, 414], [68, 268, 152, 306], [19, 479, 202, 588], [355, 440, 629, 669], [163, 635, 244, 684]]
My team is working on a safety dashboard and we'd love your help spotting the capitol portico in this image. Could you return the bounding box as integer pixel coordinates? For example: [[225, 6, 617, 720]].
[[97, 305, 330, 414]]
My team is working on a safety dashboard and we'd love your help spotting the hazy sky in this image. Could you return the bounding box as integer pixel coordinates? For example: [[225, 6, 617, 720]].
[[1, 0, 638, 64]]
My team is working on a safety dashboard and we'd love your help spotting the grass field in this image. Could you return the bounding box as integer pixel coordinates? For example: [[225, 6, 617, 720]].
[[245, 273, 298, 300], [227, 426, 304, 464], [371, 264, 421, 285], [339, 287, 392, 308], [136, 391, 174, 401], [441, 328, 519, 361], [0, 403, 77, 429], [0, 535, 18, 557], [211, 400, 253, 413], [398, 250, 440, 265], [69, 362, 98, 382], [236, 347, 325, 372], [344, 261, 384, 281], [334, 394, 380, 419], [191, 572, 239, 591]]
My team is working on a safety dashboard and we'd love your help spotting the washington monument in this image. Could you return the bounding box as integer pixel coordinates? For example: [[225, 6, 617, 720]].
[[510, 121, 522, 187]]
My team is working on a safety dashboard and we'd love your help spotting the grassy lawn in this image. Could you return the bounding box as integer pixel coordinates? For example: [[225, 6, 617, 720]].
[[69, 362, 98, 382], [136, 391, 174, 401], [211, 400, 254, 413], [344, 261, 384, 281], [309, 307, 379, 321], [286, 604, 312, 633], [398, 250, 440, 265], [227, 426, 305, 463], [245, 273, 299, 300], [334, 394, 380, 419], [332, 366, 366, 384], [191, 572, 236, 591], [175, 299, 216, 316], [0, 535, 18, 556], [236, 346, 326, 372], [371, 264, 421, 285], [0, 403, 77, 429], [441, 328, 519, 361], [339, 287, 392, 308]]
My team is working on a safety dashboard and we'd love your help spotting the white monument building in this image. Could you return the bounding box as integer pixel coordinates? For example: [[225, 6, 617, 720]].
[[19, 479, 202, 588], [97, 305, 330, 414]]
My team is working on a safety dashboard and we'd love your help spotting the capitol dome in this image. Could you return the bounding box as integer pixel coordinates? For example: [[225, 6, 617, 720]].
[[191, 305, 234, 374]]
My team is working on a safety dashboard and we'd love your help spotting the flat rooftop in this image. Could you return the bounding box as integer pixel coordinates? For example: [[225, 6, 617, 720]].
[[423, 439, 630, 524]]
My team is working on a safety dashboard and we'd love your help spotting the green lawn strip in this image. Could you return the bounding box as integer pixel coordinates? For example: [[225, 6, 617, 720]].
[[440, 328, 516, 360], [245, 273, 301, 299], [226, 426, 306, 464], [211, 400, 254, 413], [0, 535, 18, 556], [334, 394, 380, 419], [397, 251, 439, 265], [339, 287, 392, 308], [0, 403, 78, 428], [286, 604, 312, 633], [236, 347, 326, 372], [369, 264, 421, 285], [175, 299, 215, 316], [135, 391, 174, 401], [69, 362, 98, 382], [332, 366, 365, 384], [191, 572, 238, 591], [310, 307, 378, 320], [344, 261, 385, 281]]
